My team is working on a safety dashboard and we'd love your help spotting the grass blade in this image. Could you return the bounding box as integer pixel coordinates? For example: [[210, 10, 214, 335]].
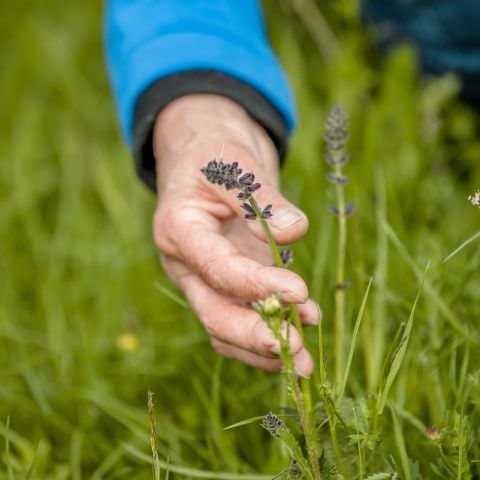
[[382, 219, 474, 343], [153, 282, 190, 309], [338, 277, 373, 401], [223, 416, 265, 431], [377, 264, 427, 414], [223, 414, 295, 431], [390, 404, 412, 480], [442, 230, 480, 264], [5, 417, 14, 480]]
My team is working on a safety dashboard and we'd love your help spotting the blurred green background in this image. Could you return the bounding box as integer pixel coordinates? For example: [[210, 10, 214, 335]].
[[1, 1, 480, 478]]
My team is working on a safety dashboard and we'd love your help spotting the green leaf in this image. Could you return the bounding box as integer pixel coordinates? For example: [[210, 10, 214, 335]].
[[223, 414, 295, 431], [278, 429, 313, 480], [442, 229, 480, 263], [222, 416, 266, 431]]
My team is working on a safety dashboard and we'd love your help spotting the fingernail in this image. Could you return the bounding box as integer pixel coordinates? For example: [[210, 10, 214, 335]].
[[295, 367, 311, 379], [280, 365, 311, 379], [270, 341, 281, 355], [270, 209, 305, 230], [280, 289, 308, 304]]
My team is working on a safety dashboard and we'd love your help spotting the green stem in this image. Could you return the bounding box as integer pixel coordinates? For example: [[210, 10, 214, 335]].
[[249, 197, 320, 480], [370, 396, 382, 471], [318, 315, 345, 474], [334, 167, 346, 391], [329, 418, 345, 475]]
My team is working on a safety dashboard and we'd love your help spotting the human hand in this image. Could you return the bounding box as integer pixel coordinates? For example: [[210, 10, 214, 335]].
[[152, 94, 320, 377]]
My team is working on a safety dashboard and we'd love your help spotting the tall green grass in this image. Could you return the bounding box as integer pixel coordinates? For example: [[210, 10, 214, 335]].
[[1, 0, 480, 478]]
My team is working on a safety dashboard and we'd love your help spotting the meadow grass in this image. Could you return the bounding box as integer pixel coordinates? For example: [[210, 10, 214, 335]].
[[1, 1, 480, 478]]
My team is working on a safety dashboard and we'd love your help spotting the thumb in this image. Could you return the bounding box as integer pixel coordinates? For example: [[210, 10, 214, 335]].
[[247, 182, 309, 245], [202, 155, 309, 245]]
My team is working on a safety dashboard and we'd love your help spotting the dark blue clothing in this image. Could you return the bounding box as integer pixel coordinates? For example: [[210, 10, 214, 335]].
[[365, 0, 480, 105]]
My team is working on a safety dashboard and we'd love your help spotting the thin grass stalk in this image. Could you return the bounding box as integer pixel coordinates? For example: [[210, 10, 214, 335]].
[[337, 277, 373, 402], [353, 407, 365, 479], [334, 161, 347, 389], [148, 391, 161, 480], [5, 417, 14, 480], [371, 168, 388, 390], [318, 318, 345, 474], [390, 405, 413, 480], [317, 309, 346, 472]]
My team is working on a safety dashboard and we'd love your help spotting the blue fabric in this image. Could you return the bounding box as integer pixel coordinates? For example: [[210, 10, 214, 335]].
[[105, 0, 296, 146]]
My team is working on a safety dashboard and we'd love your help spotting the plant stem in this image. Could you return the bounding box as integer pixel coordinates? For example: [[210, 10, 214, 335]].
[[334, 163, 347, 391], [249, 197, 320, 480], [148, 392, 161, 480], [318, 312, 345, 475]]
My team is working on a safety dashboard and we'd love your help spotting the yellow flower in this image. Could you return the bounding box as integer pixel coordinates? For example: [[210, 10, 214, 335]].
[[117, 332, 140, 352]]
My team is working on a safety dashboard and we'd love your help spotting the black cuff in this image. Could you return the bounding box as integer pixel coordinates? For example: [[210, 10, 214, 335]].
[[132, 70, 289, 191]]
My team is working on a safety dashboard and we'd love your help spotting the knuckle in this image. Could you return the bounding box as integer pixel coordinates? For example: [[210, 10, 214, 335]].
[[203, 314, 223, 340], [196, 255, 228, 291]]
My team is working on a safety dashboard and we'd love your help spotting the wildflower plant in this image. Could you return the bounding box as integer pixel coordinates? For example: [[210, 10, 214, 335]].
[[324, 104, 354, 386], [201, 156, 321, 480]]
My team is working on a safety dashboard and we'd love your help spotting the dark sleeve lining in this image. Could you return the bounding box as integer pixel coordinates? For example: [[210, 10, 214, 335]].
[[132, 70, 289, 191]]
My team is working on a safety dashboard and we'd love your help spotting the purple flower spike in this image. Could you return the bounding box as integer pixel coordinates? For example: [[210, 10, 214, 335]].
[[280, 248, 293, 267], [261, 204, 273, 219], [201, 156, 274, 222], [241, 203, 257, 220], [238, 172, 255, 187]]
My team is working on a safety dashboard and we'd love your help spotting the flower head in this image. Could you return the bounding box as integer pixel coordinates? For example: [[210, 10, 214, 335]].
[[262, 411, 284, 437], [468, 190, 480, 208], [263, 294, 282, 315], [200, 159, 242, 188], [425, 426, 443, 441], [117, 332, 140, 352], [201, 157, 273, 221], [280, 248, 293, 267], [324, 104, 349, 153]]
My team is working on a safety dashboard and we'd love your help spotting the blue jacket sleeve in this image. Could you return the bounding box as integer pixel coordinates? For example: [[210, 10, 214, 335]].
[[105, 0, 297, 146]]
